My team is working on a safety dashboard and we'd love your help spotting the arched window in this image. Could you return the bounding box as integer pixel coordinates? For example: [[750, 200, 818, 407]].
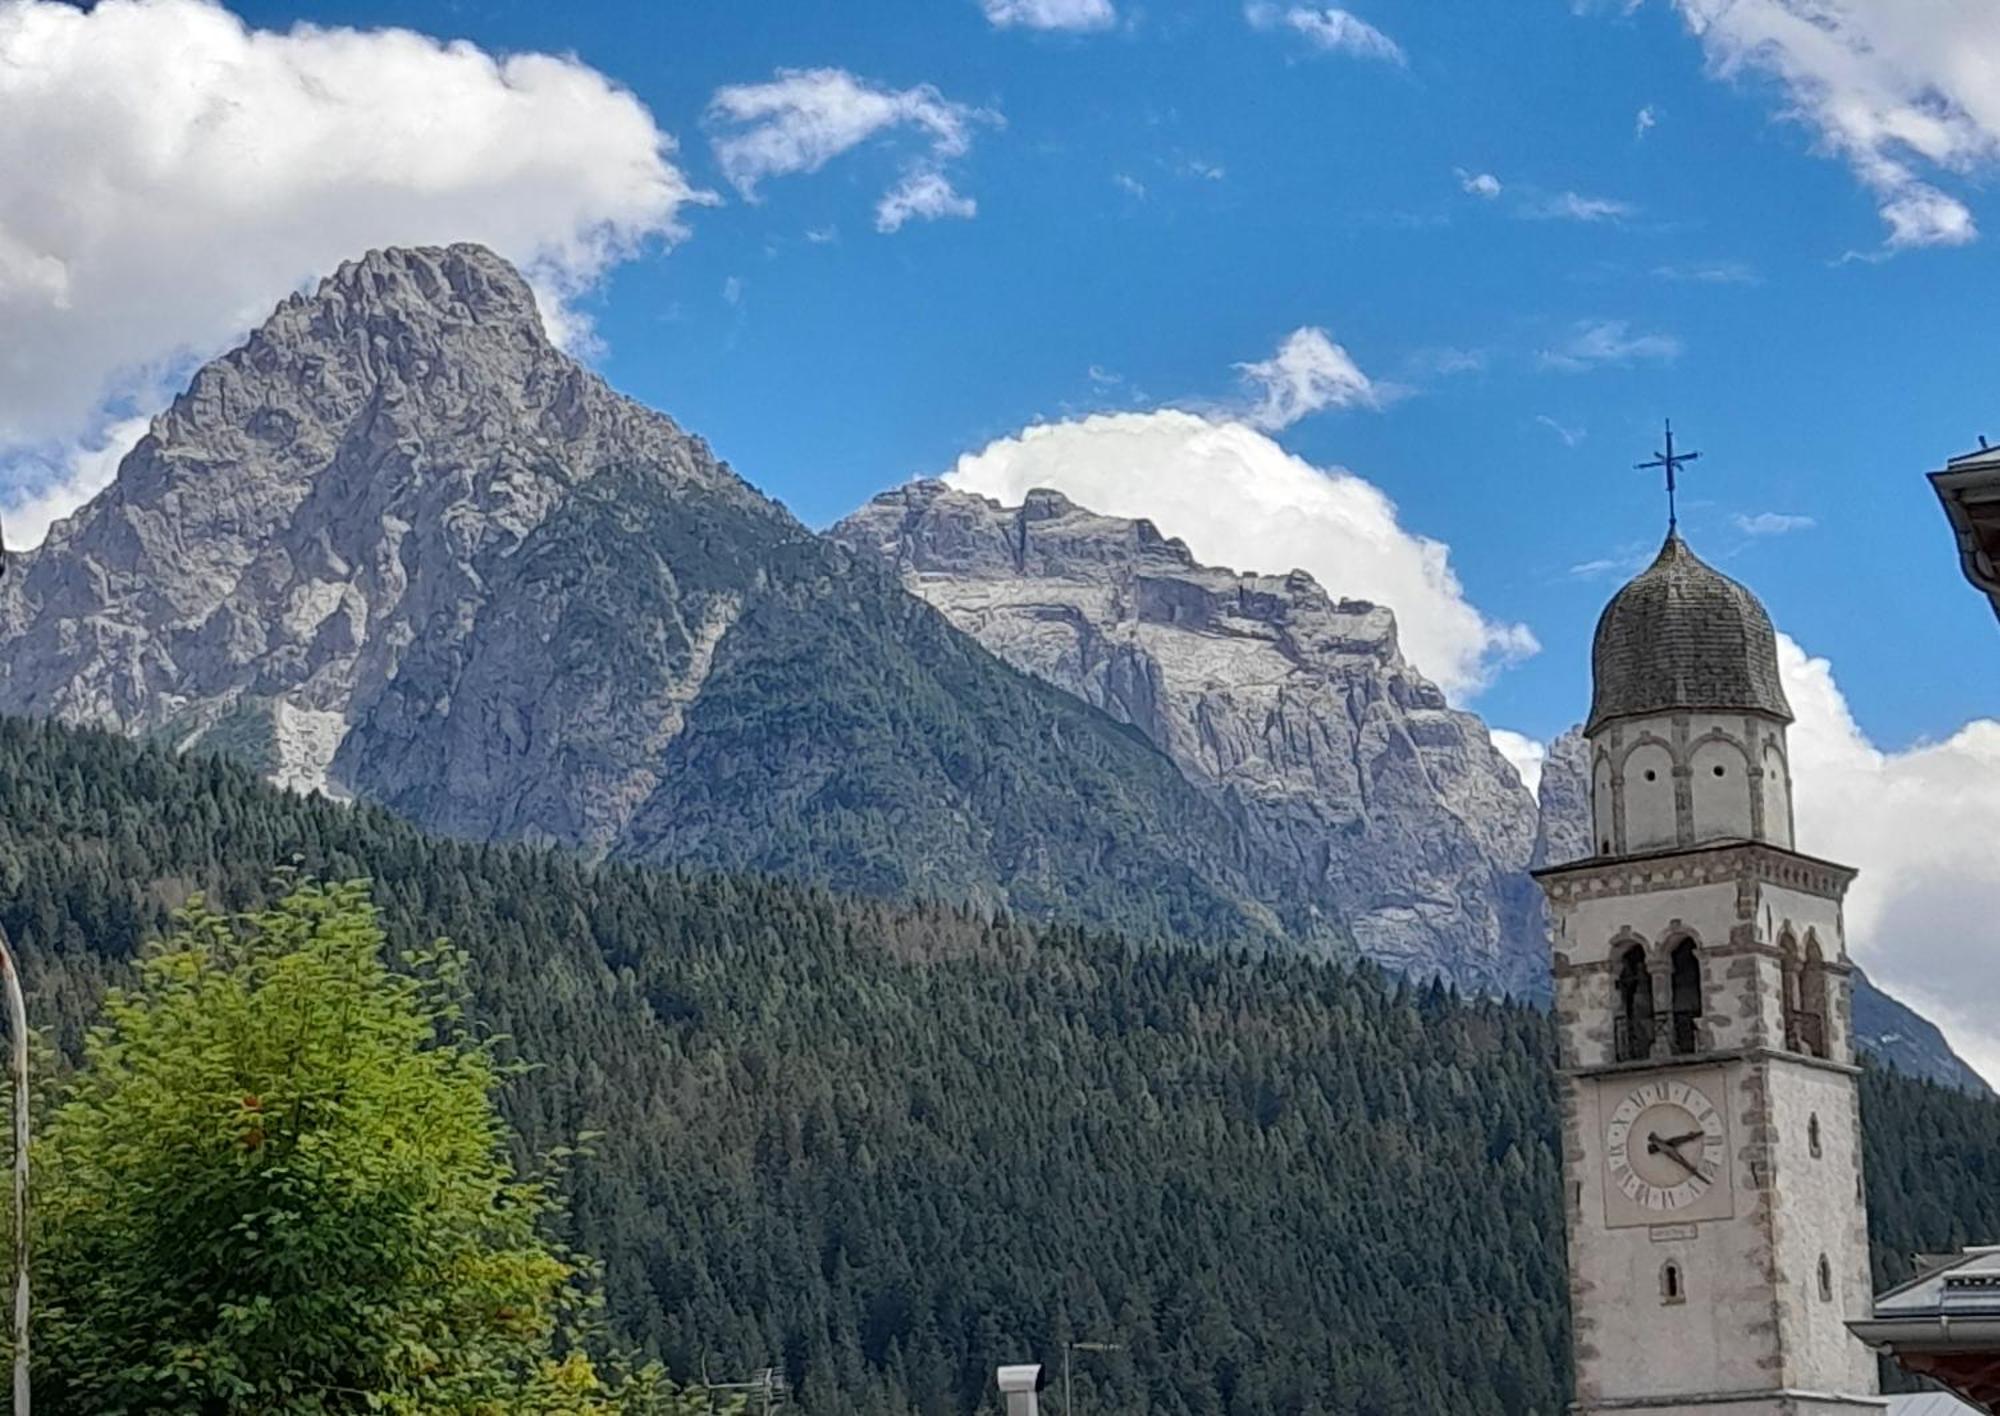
[[1798, 937, 1829, 1059], [1779, 929, 1802, 1026], [1615, 945, 1655, 1062], [1669, 940, 1702, 1055], [1661, 1261, 1684, 1305], [1818, 1254, 1834, 1303], [1809, 1113, 1823, 1159]]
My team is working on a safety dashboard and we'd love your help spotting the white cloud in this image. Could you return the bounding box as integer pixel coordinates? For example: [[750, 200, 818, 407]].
[[722, 275, 745, 306], [1635, 104, 1658, 139], [1113, 173, 1148, 199], [940, 410, 1539, 696], [1244, 2, 1405, 64], [1458, 169, 1504, 199], [980, 0, 1117, 30], [875, 169, 979, 232], [1540, 319, 1683, 372], [1779, 634, 2000, 1084], [1, 415, 150, 552], [1734, 510, 1815, 536], [1234, 327, 1385, 430], [706, 69, 995, 239], [1649, 0, 1999, 250], [1537, 415, 1587, 447], [0, 0, 708, 465], [1491, 729, 1547, 795], [1524, 191, 1636, 222], [1653, 259, 1760, 284]]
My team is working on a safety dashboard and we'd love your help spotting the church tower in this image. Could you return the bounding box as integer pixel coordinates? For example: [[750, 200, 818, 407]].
[[1535, 529, 1880, 1415]]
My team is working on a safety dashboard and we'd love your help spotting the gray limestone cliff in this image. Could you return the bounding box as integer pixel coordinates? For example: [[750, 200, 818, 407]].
[[0, 244, 1352, 952], [0, 242, 773, 842], [833, 479, 1549, 995]]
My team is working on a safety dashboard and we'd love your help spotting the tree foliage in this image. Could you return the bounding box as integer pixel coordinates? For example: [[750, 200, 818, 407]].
[[28, 877, 709, 1415], [0, 718, 1994, 1414]]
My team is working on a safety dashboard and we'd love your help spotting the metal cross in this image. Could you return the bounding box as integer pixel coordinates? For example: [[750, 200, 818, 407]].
[[1635, 419, 1701, 530]]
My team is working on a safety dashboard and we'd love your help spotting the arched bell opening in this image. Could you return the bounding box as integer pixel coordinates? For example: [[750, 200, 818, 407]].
[[1669, 939, 1703, 1056], [1797, 936, 1830, 1059], [1615, 945, 1655, 1062]]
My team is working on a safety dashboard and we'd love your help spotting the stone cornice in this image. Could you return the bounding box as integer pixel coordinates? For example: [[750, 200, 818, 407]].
[[1562, 1046, 1863, 1083], [1534, 838, 1856, 904]]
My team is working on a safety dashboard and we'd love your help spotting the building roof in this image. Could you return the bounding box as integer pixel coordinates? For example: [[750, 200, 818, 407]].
[[1586, 529, 1793, 736], [1886, 1393, 1987, 1415], [1932, 446, 2000, 625], [1854, 1248, 2000, 1413]]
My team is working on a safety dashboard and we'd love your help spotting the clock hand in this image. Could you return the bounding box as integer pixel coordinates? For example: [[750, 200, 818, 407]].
[[1647, 1133, 1709, 1183], [1659, 1129, 1706, 1148]]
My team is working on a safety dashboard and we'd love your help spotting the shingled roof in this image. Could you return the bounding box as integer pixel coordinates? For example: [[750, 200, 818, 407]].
[[1586, 530, 1792, 736]]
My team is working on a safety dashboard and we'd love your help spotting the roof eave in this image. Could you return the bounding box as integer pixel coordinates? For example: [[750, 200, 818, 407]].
[[1931, 462, 2000, 625]]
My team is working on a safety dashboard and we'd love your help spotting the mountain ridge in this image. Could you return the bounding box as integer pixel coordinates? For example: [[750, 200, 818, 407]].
[[0, 243, 1341, 953]]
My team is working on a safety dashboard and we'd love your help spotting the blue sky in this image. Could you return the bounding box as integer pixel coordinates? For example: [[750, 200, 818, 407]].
[[200, 0, 2000, 750], [6, 0, 2000, 1071]]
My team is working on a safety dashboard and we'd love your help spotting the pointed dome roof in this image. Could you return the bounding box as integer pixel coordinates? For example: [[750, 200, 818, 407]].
[[1586, 530, 1791, 736]]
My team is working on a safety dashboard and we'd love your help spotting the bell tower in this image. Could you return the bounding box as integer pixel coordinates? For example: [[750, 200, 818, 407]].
[[1535, 528, 1879, 1415]]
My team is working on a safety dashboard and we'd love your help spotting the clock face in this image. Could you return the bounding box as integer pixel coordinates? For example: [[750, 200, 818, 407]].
[[1604, 1078, 1727, 1214]]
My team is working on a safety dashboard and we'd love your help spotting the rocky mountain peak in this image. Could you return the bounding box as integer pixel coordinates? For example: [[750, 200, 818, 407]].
[[0, 242, 763, 814], [834, 480, 1546, 994]]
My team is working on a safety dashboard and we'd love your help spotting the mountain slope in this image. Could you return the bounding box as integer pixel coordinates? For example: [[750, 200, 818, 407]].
[[834, 480, 1545, 995], [5, 716, 2000, 1414], [0, 243, 1339, 953]]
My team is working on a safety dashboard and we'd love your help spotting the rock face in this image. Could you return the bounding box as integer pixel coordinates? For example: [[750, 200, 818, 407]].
[[0, 244, 1350, 953], [0, 243, 770, 841], [1530, 729, 1593, 871], [833, 480, 1548, 995]]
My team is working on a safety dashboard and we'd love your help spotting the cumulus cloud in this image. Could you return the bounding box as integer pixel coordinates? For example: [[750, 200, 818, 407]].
[[0, 0, 706, 545], [1636, 104, 1658, 139], [940, 410, 1539, 696], [1244, 2, 1405, 64], [980, 0, 1116, 30], [1539, 319, 1683, 372], [1458, 169, 1504, 199], [1779, 634, 2000, 1084], [0, 0, 704, 463], [1647, 0, 1998, 250], [876, 169, 978, 232], [706, 68, 993, 216], [1234, 327, 1385, 430], [1491, 729, 1548, 795]]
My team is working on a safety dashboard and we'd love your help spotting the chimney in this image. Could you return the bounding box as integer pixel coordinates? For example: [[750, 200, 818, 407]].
[[995, 1364, 1045, 1416]]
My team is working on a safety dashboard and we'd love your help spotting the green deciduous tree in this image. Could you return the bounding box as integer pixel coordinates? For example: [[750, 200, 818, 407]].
[[29, 878, 704, 1416]]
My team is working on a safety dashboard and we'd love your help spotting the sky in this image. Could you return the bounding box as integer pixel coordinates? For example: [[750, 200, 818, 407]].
[[3, 0, 2000, 1077]]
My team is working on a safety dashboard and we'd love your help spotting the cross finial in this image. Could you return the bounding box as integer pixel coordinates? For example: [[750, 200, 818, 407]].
[[1635, 419, 1701, 531]]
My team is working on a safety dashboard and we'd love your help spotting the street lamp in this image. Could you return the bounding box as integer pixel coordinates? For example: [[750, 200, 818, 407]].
[[1062, 1340, 1120, 1415]]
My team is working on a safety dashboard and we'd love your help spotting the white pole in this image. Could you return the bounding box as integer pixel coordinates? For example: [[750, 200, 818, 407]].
[[0, 927, 27, 1415]]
